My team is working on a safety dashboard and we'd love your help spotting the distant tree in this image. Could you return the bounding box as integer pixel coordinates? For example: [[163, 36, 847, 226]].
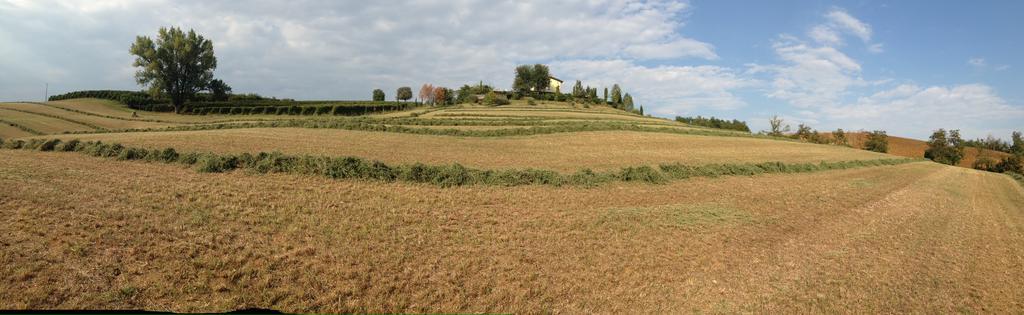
[[207, 79, 231, 101], [793, 124, 813, 140], [677, 116, 751, 132], [372, 89, 385, 102], [531, 64, 550, 92], [973, 150, 999, 171], [623, 93, 634, 111], [554, 85, 563, 101], [603, 87, 608, 104], [482, 91, 509, 106], [1013, 131, 1024, 155], [611, 84, 622, 106], [994, 154, 1023, 173], [455, 83, 493, 103], [639, 105, 644, 116], [832, 128, 849, 146], [130, 26, 217, 113], [432, 87, 447, 106], [419, 84, 435, 105], [925, 129, 965, 165], [767, 115, 790, 137], [396, 86, 413, 102], [513, 65, 533, 93], [864, 130, 889, 153], [572, 80, 584, 99]]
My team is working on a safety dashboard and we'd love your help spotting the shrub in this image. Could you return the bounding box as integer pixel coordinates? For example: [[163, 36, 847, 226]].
[[56, 139, 81, 152], [973, 156, 999, 171], [159, 148, 179, 162], [924, 129, 965, 165], [864, 130, 889, 153], [316, 105, 332, 115], [195, 154, 238, 173], [618, 166, 666, 183], [116, 147, 149, 160], [994, 155, 1023, 174], [675, 116, 751, 132], [482, 91, 509, 106], [37, 139, 61, 151], [301, 107, 317, 115]]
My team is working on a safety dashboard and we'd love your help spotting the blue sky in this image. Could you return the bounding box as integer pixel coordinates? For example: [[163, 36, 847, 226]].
[[1, 0, 1021, 139]]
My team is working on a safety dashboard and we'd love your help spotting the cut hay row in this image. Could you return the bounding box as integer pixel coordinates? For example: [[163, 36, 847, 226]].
[[1, 137, 918, 188], [0, 119, 43, 135], [38, 128, 890, 172], [0, 106, 105, 131]]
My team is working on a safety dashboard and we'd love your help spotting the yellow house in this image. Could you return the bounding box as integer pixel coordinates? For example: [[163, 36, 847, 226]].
[[548, 76, 563, 92]]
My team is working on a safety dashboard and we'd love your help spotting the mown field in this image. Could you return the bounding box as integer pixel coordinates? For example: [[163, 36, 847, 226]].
[[2, 98, 1023, 313]]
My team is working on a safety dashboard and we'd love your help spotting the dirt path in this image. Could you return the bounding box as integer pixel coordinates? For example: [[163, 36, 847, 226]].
[[1, 151, 1022, 313]]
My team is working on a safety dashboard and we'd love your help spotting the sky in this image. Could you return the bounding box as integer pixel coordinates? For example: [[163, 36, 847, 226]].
[[1, 0, 1022, 140]]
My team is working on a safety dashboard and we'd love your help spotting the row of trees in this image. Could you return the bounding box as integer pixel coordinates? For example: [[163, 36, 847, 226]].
[[764, 116, 888, 152], [674, 116, 750, 132], [924, 128, 1022, 175], [964, 132, 1024, 155]]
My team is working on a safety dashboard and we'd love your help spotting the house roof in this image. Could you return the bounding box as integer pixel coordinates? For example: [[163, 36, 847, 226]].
[[548, 76, 562, 82]]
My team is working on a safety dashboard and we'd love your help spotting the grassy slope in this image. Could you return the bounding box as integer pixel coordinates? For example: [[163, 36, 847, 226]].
[[0, 108, 96, 134], [1, 151, 1022, 313], [3, 97, 1023, 312], [38, 128, 890, 172], [847, 132, 1010, 168]]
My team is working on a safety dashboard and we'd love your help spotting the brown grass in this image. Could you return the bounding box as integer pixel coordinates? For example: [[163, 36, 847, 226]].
[[0, 108, 96, 134], [846, 132, 1010, 168], [0, 122, 36, 138], [40, 128, 891, 171], [0, 103, 177, 131], [2, 150, 1022, 313]]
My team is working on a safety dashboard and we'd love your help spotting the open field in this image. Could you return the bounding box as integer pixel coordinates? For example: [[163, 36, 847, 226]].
[[2, 97, 1022, 313], [847, 132, 1011, 168], [38, 128, 891, 171], [0, 108, 97, 134], [2, 150, 1022, 313]]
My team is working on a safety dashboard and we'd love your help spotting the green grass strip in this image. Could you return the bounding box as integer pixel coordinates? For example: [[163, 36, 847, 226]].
[[3, 137, 920, 188]]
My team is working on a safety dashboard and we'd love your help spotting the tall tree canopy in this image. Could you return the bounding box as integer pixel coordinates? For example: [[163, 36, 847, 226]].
[[130, 26, 217, 113], [372, 89, 385, 101], [396, 86, 413, 102], [512, 64, 551, 92], [610, 84, 622, 106]]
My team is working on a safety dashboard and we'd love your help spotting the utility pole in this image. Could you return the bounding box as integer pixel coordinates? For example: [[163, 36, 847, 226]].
[[44, 83, 48, 102]]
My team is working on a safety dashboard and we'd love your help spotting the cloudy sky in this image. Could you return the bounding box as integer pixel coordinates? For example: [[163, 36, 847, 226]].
[[2, 0, 1022, 139]]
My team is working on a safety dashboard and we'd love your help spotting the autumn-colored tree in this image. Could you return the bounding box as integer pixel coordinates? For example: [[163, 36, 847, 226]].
[[433, 87, 447, 106], [419, 84, 435, 104]]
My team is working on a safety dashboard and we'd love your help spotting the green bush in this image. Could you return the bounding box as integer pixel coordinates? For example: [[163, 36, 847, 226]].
[[37, 139, 61, 151], [864, 130, 889, 153]]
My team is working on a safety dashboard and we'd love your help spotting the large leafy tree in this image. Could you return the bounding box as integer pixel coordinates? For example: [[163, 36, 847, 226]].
[[512, 64, 551, 93], [130, 27, 217, 113], [372, 89, 385, 101], [925, 129, 965, 165], [396, 86, 413, 102]]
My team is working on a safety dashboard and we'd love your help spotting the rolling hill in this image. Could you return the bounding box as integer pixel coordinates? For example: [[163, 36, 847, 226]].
[[1, 98, 1023, 313]]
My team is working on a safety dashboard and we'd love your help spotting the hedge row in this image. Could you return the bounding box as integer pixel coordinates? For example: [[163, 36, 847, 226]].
[[185, 100, 406, 109], [2, 137, 918, 187], [47, 90, 174, 112], [0, 120, 43, 135], [186, 103, 415, 116]]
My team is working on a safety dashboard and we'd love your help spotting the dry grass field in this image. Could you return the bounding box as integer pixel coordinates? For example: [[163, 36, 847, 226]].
[[0, 108, 97, 134], [39, 128, 890, 171], [2, 98, 1023, 313], [2, 150, 1022, 313]]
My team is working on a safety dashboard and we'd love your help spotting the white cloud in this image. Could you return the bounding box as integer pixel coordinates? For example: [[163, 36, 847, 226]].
[[0, 0, 718, 102], [821, 84, 1024, 139], [809, 25, 841, 45], [968, 58, 987, 67], [825, 9, 872, 42], [552, 59, 752, 115], [759, 36, 865, 108]]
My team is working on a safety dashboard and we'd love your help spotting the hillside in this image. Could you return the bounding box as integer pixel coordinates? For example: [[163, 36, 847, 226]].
[[846, 132, 1011, 168], [2, 98, 1024, 313]]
